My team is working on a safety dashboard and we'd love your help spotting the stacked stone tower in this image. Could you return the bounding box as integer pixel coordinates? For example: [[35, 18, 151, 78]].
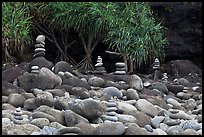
[[162, 73, 168, 82], [94, 56, 106, 74], [12, 107, 29, 124], [153, 58, 160, 80], [115, 62, 126, 75], [104, 100, 118, 123], [33, 35, 46, 58]]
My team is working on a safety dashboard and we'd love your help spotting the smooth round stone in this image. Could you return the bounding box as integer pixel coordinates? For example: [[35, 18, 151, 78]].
[[31, 66, 39, 70], [166, 125, 184, 135], [153, 128, 167, 135], [143, 81, 151, 87], [177, 78, 189, 86], [104, 115, 118, 122], [176, 92, 191, 99], [31, 70, 40, 74], [94, 122, 126, 135], [106, 107, 117, 112], [8, 93, 26, 107], [14, 116, 23, 120], [32, 111, 56, 122], [115, 62, 126, 68], [95, 63, 103, 67], [36, 35, 45, 43], [103, 87, 123, 98], [106, 111, 117, 116], [151, 116, 165, 128], [116, 114, 137, 124], [35, 47, 45, 52], [170, 110, 192, 120], [35, 43, 45, 48], [115, 71, 126, 75], [159, 123, 169, 132], [106, 102, 117, 107], [144, 125, 153, 132], [163, 118, 181, 126], [116, 67, 126, 71], [88, 76, 105, 87], [30, 118, 50, 129], [2, 118, 11, 125], [166, 98, 181, 109], [135, 99, 159, 117], [33, 51, 46, 58], [182, 129, 197, 135], [32, 88, 44, 96]]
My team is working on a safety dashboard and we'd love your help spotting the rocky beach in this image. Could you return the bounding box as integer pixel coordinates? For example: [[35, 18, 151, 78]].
[[2, 35, 202, 135]]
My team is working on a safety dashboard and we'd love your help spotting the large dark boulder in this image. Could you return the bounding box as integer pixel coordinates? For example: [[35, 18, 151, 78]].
[[28, 57, 53, 72], [53, 61, 73, 74], [2, 66, 24, 83], [62, 77, 91, 90]]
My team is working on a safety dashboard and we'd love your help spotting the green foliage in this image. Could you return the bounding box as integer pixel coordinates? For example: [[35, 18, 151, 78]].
[[2, 2, 33, 49]]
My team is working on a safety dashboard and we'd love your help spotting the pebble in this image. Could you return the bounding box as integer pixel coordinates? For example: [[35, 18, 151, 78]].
[[144, 124, 153, 132], [151, 116, 165, 128]]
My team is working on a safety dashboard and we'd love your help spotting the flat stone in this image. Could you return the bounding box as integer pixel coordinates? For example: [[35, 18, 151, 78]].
[[30, 118, 50, 128], [115, 71, 126, 75], [151, 116, 165, 128], [115, 62, 126, 67]]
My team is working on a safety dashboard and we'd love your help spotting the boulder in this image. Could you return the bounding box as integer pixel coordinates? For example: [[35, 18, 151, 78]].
[[130, 74, 143, 91], [2, 66, 24, 83], [53, 61, 73, 74]]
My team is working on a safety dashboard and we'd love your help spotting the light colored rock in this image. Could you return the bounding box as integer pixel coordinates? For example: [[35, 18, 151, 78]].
[[8, 93, 26, 107], [151, 116, 165, 128], [153, 128, 167, 135], [2, 118, 11, 125], [116, 114, 137, 125], [130, 74, 143, 91], [135, 99, 159, 117], [88, 76, 105, 87], [30, 118, 50, 128], [166, 98, 181, 109], [103, 87, 123, 98]]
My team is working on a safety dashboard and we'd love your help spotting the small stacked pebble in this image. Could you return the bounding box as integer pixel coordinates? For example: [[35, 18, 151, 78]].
[[104, 99, 118, 123], [153, 58, 160, 80], [183, 87, 188, 93], [115, 62, 126, 75], [12, 107, 28, 124], [153, 58, 160, 70], [162, 73, 168, 82], [94, 56, 106, 74], [33, 35, 46, 58], [31, 66, 40, 74]]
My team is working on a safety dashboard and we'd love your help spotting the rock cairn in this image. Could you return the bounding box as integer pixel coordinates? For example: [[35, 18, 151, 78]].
[[153, 58, 160, 80], [31, 66, 40, 74], [104, 99, 118, 123], [33, 35, 46, 58], [94, 56, 106, 74], [115, 62, 126, 75], [183, 87, 188, 93], [12, 107, 28, 124], [162, 73, 168, 82]]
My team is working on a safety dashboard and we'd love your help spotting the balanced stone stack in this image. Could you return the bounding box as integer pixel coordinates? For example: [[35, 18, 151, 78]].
[[153, 58, 160, 80], [162, 73, 168, 82], [12, 107, 26, 124], [33, 35, 46, 58], [94, 56, 106, 74], [183, 87, 188, 93], [153, 58, 160, 70], [31, 65, 40, 74], [104, 100, 118, 123], [115, 62, 126, 75]]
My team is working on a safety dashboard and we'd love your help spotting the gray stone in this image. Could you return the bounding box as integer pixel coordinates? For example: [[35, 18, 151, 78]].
[[123, 123, 149, 135], [30, 118, 50, 128], [67, 98, 105, 120], [2, 81, 26, 96], [106, 111, 117, 116], [103, 115, 118, 122], [130, 74, 143, 91], [106, 107, 117, 112], [180, 120, 202, 130], [64, 110, 89, 127], [58, 127, 82, 135], [153, 128, 167, 135], [183, 98, 197, 111], [71, 87, 90, 99], [76, 123, 96, 135], [2, 103, 16, 110], [117, 101, 137, 113], [44, 89, 65, 97], [53, 61, 73, 74], [115, 71, 126, 75], [2, 96, 8, 103], [115, 62, 126, 67], [151, 82, 168, 94], [116, 114, 137, 125], [53, 96, 72, 110], [36, 35, 45, 43], [159, 123, 169, 132], [106, 101, 117, 107], [182, 129, 197, 135], [103, 86, 123, 98], [135, 99, 159, 117], [8, 93, 26, 107], [167, 98, 181, 109], [178, 78, 190, 86], [163, 118, 181, 126], [88, 76, 105, 87], [125, 88, 139, 100], [169, 110, 192, 120], [24, 98, 39, 110], [2, 66, 24, 83], [2, 118, 11, 125], [63, 77, 91, 90], [94, 122, 126, 135], [35, 91, 54, 107], [166, 125, 184, 135], [144, 124, 153, 132], [34, 105, 66, 125], [151, 116, 165, 128], [32, 111, 56, 123], [28, 57, 53, 72]]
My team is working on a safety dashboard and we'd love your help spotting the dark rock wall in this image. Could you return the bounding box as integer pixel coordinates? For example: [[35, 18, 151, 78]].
[[149, 2, 202, 68]]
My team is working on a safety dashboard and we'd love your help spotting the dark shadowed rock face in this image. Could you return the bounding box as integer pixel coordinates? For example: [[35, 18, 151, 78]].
[[149, 2, 202, 69]]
